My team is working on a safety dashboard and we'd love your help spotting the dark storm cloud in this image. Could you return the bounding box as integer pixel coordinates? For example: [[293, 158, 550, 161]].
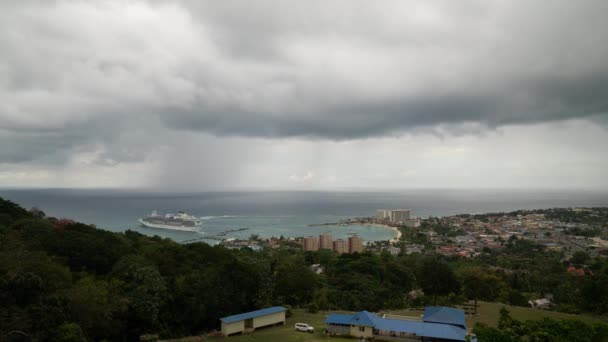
[[163, 71, 608, 139], [0, 131, 80, 164], [1, 0, 607, 164], [161, 94, 498, 139], [140, 0, 608, 139]]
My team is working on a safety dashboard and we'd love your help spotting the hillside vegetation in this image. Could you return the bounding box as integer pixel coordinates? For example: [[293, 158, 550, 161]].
[[1, 196, 608, 341]]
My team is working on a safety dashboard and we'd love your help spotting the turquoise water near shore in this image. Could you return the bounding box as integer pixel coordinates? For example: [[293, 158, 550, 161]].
[[2, 189, 608, 244]]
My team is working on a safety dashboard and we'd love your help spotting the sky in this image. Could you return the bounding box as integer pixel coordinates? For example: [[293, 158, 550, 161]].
[[1, 0, 607, 191]]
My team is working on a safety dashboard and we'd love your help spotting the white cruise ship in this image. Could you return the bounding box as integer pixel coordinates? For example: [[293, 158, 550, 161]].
[[138, 210, 202, 232]]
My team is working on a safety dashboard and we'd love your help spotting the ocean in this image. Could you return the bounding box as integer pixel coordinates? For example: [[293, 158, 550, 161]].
[[2, 189, 608, 244]]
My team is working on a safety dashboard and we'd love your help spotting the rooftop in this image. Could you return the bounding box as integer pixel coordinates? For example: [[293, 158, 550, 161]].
[[220, 306, 286, 324], [326, 306, 468, 341], [422, 306, 466, 329], [374, 318, 466, 341]]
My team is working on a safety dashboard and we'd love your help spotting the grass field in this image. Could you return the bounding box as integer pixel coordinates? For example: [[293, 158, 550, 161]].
[[384, 301, 608, 327], [207, 311, 352, 342], [164, 310, 353, 342], [164, 304, 608, 341]]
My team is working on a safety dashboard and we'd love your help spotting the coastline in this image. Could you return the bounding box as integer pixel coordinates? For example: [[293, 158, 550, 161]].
[[313, 222, 402, 243], [367, 223, 402, 243]]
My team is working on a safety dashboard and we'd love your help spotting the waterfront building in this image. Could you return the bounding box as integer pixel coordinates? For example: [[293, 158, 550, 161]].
[[376, 209, 390, 220], [303, 236, 319, 251], [348, 234, 363, 253], [390, 209, 411, 223], [376, 209, 412, 224], [332, 239, 347, 254], [319, 232, 332, 250]]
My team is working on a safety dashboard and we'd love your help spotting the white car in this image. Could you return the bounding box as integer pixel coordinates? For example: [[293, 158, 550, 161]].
[[295, 323, 315, 333]]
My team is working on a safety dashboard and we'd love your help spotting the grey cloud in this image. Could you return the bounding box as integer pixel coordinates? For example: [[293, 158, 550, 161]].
[[1, 0, 607, 165], [0, 130, 83, 164], [163, 71, 608, 140], [150, 0, 608, 139], [0, 114, 153, 166]]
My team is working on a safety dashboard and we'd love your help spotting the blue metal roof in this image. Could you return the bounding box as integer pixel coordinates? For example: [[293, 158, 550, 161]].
[[422, 306, 466, 329], [350, 311, 381, 327], [220, 306, 286, 323], [326, 313, 355, 325], [325, 311, 381, 327], [325, 308, 468, 342], [374, 318, 467, 341]]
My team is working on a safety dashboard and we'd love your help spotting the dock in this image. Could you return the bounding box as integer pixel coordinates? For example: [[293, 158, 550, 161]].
[[179, 227, 249, 244]]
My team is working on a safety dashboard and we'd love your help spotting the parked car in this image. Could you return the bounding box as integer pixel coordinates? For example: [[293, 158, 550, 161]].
[[295, 323, 315, 333]]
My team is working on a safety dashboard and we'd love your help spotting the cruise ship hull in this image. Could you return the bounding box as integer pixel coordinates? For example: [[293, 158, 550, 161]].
[[138, 218, 200, 232]]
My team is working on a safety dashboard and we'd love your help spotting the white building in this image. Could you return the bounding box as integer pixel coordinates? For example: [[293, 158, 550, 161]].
[[220, 307, 287, 336], [376, 209, 391, 220], [376, 209, 412, 224], [384, 246, 401, 256], [390, 209, 411, 223]]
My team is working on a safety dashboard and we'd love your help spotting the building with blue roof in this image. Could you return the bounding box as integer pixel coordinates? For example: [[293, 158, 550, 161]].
[[220, 306, 286, 336], [423, 306, 467, 329], [325, 306, 469, 341]]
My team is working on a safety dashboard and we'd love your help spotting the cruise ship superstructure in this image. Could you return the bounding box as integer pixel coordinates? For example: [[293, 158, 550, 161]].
[[138, 210, 202, 232]]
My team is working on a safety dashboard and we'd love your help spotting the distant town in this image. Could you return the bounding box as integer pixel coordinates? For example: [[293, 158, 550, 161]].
[[219, 207, 608, 260]]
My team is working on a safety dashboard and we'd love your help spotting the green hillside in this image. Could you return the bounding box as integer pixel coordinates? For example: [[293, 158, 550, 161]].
[[2, 196, 608, 341]]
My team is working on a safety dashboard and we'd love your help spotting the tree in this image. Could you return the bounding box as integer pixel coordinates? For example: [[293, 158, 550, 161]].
[[50, 323, 86, 342], [44, 223, 130, 274], [417, 257, 460, 303], [275, 260, 317, 305], [460, 267, 506, 304], [0, 197, 31, 227], [68, 277, 126, 340], [499, 289, 528, 307], [497, 307, 512, 330], [112, 256, 167, 335], [570, 251, 590, 265], [472, 323, 516, 342]]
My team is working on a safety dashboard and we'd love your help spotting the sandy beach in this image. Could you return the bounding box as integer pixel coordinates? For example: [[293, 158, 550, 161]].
[[317, 222, 402, 243], [366, 223, 402, 243]]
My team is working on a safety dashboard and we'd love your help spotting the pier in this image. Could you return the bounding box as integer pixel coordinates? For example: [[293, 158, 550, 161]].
[[179, 227, 249, 244]]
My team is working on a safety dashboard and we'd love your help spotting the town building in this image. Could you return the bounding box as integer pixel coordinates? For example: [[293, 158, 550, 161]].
[[390, 209, 411, 223], [303, 236, 319, 251], [325, 306, 472, 341], [376, 209, 412, 224], [220, 306, 286, 336], [403, 218, 421, 228], [348, 234, 364, 253], [319, 232, 332, 250], [310, 264, 324, 274], [384, 246, 401, 256], [529, 298, 554, 310], [332, 239, 347, 254], [376, 209, 391, 220]]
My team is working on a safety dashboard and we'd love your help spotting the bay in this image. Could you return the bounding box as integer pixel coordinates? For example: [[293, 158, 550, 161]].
[[2, 188, 608, 244]]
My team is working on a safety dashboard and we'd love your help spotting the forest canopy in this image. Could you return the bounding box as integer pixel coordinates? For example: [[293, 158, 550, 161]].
[[1, 197, 608, 341]]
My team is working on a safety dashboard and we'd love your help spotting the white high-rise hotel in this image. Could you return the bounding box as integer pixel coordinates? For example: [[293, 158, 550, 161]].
[[376, 209, 411, 223]]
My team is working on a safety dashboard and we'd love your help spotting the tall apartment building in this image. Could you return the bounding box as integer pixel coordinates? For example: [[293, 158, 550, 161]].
[[376, 209, 412, 223], [390, 209, 411, 223], [303, 236, 319, 251], [332, 239, 347, 254], [348, 234, 364, 254], [376, 209, 390, 220], [319, 232, 333, 250]]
